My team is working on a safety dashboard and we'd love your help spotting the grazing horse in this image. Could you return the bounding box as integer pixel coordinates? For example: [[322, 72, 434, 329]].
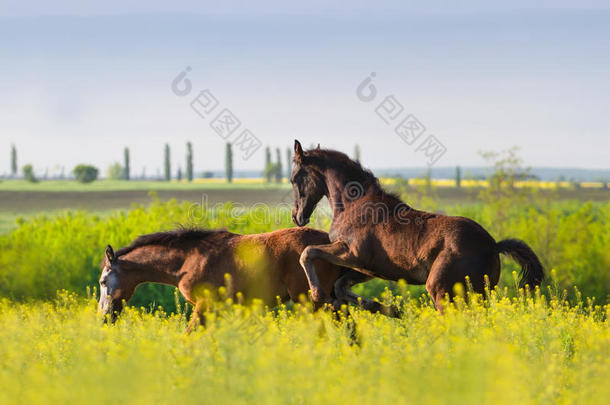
[[98, 227, 383, 331], [289, 140, 544, 310]]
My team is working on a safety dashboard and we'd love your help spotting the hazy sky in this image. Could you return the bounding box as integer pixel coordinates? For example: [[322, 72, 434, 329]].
[[1, 1, 609, 176]]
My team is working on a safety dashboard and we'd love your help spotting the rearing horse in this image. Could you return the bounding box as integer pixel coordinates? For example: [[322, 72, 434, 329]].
[[290, 140, 544, 309]]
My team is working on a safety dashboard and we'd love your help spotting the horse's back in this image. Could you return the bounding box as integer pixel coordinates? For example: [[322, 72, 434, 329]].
[[264, 227, 331, 249], [208, 228, 340, 304], [254, 228, 342, 300], [427, 215, 497, 255]]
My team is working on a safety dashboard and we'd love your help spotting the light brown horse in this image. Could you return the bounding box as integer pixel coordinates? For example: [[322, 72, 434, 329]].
[[290, 140, 544, 310], [98, 227, 383, 331]]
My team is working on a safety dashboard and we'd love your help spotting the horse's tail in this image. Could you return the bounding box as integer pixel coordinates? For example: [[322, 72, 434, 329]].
[[495, 239, 544, 288]]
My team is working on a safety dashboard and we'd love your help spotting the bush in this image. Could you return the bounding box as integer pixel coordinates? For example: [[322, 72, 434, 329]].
[[73, 165, 99, 183], [106, 162, 124, 180], [22, 164, 37, 183]]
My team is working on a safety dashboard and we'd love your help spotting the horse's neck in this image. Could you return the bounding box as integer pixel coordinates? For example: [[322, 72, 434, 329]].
[[323, 173, 355, 215], [324, 173, 347, 216], [324, 168, 405, 216], [120, 246, 185, 286], [324, 169, 370, 207]]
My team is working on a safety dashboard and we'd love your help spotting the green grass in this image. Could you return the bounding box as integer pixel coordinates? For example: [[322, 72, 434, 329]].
[[0, 210, 114, 235], [0, 211, 61, 234], [0, 212, 21, 235], [0, 179, 290, 192], [1, 198, 609, 308]]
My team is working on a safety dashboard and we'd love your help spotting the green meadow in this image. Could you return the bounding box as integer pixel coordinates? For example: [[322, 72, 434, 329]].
[[0, 181, 608, 404]]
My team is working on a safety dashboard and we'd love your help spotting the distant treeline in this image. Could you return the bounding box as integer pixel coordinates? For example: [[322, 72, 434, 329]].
[[5, 143, 609, 183]]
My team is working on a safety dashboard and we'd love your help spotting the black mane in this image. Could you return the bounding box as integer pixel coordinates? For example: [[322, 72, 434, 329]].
[[116, 228, 228, 257], [304, 148, 385, 193]]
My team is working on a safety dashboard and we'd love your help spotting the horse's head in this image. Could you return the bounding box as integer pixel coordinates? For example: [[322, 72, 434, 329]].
[[98, 245, 134, 323], [290, 140, 326, 226]]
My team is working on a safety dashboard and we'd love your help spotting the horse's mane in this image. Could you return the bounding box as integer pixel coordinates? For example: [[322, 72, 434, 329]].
[[304, 148, 402, 202], [116, 228, 230, 257], [305, 148, 379, 183]]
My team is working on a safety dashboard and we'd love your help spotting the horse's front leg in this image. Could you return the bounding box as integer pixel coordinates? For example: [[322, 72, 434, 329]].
[[299, 241, 367, 307], [185, 301, 205, 334], [333, 271, 370, 304], [334, 272, 400, 317]]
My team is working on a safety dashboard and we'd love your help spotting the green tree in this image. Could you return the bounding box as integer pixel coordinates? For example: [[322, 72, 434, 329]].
[[285, 147, 292, 178], [123, 147, 130, 180], [177, 167, 183, 181], [354, 144, 361, 162], [480, 147, 528, 192], [73, 165, 99, 183], [10, 144, 17, 177], [164, 144, 171, 181], [456, 166, 461, 188], [186, 142, 193, 182], [275, 148, 282, 183], [22, 164, 37, 183], [424, 168, 432, 194], [225, 143, 233, 183], [478, 147, 531, 236], [107, 162, 124, 180], [264, 146, 272, 182]]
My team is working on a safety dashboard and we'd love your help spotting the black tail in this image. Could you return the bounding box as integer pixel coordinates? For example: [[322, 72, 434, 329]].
[[495, 239, 544, 288]]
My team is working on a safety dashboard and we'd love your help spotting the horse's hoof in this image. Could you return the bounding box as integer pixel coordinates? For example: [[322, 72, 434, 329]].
[[312, 297, 335, 312], [331, 299, 348, 312], [312, 301, 329, 311]]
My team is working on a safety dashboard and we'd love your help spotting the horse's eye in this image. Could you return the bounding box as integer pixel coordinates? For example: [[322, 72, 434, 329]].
[[100, 280, 106, 286]]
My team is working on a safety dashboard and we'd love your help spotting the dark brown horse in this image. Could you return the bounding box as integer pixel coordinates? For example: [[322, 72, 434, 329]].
[[98, 227, 383, 331], [290, 140, 544, 309]]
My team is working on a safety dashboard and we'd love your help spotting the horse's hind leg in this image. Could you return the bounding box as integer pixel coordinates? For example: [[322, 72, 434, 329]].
[[425, 251, 463, 312], [426, 251, 498, 312]]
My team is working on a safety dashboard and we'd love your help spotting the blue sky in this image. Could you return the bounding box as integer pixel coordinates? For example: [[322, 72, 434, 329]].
[[1, 1, 609, 176]]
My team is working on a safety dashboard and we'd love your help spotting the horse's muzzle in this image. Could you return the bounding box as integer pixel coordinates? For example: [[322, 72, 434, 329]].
[[99, 298, 119, 324], [292, 213, 309, 227]]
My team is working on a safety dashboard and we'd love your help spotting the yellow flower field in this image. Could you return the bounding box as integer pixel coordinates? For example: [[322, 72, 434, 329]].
[[0, 289, 608, 405], [380, 178, 609, 189], [0, 190, 608, 404]]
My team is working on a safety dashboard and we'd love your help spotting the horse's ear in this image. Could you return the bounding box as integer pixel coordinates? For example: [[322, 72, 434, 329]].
[[105, 245, 116, 263], [315, 144, 320, 150], [294, 140, 304, 163]]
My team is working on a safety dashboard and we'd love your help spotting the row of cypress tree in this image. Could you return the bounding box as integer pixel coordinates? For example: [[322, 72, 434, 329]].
[[162, 142, 195, 182]]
